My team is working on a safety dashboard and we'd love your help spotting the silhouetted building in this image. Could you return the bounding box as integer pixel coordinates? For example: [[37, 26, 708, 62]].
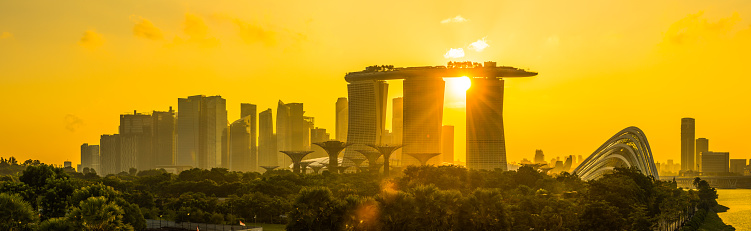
[[240, 103, 258, 171], [441, 125, 454, 164], [309, 127, 330, 159], [258, 109, 277, 167], [392, 97, 403, 163], [534, 149, 545, 164], [120, 111, 153, 171], [335, 97, 348, 142], [343, 80, 388, 162], [229, 116, 256, 172], [64, 161, 72, 168], [730, 159, 746, 174], [467, 77, 507, 170], [80, 143, 100, 174], [701, 151, 729, 173], [152, 108, 175, 167], [696, 138, 708, 171], [403, 77, 444, 166], [289, 103, 305, 151], [563, 155, 573, 172], [176, 95, 227, 169], [100, 134, 121, 175], [681, 118, 695, 171], [303, 116, 314, 150]]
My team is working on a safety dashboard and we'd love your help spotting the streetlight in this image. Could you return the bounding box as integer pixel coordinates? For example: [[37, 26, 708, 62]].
[[159, 214, 162, 228]]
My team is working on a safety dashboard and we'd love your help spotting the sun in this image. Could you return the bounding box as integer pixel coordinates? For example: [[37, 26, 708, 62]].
[[452, 76, 472, 92]]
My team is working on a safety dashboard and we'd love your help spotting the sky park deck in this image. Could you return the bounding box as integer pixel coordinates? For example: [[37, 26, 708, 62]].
[[344, 61, 538, 82]]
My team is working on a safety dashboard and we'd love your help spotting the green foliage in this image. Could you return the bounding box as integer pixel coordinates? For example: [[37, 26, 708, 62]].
[[286, 187, 346, 231], [37, 218, 74, 231], [0, 193, 38, 231], [68, 196, 133, 231]]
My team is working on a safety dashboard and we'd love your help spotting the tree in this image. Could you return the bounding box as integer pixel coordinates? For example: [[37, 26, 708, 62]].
[[460, 188, 509, 231], [68, 196, 133, 231], [0, 193, 38, 231], [70, 184, 146, 230], [37, 218, 74, 231], [286, 187, 346, 231]]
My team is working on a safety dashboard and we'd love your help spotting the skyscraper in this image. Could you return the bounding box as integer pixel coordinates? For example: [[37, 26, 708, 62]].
[[258, 108, 277, 168], [276, 101, 291, 167], [343, 80, 388, 161], [120, 111, 153, 171], [681, 118, 695, 171], [729, 159, 746, 175], [700, 151, 729, 173], [80, 143, 100, 174], [152, 108, 175, 167], [441, 125, 454, 164], [335, 97, 348, 142], [100, 134, 121, 175], [392, 97, 403, 163], [467, 77, 507, 170], [303, 116, 314, 150], [696, 138, 708, 171], [309, 127, 330, 159], [229, 116, 255, 172], [534, 149, 545, 164], [240, 103, 257, 171], [176, 95, 227, 169], [403, 77, 444, 166]]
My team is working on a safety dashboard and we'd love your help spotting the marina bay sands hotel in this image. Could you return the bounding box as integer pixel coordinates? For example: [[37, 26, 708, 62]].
[[344, 61, 537, 170]]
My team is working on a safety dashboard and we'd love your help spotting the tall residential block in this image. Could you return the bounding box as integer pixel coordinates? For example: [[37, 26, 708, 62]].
[[176, 95, 227, 169], [100, 134, 121, 175], [681, 118, 695, 171], [80, 143, 100, 174], [402, 77, 444, 166], [335, 97, 348, 142], [120, 111, 153, 171], [534, 149, 545, 164], [467, 77, 507, 170], [152, 108, 175, 167], [441, 125, 454, 164], [229, 116, 256, 172]]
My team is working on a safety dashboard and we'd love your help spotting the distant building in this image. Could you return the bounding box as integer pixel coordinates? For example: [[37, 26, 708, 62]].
[[441, 126, 454, 164], [80, 143, 100, 174], [729, 159, 746, 175], [64, 161, 72, 168], [258, 109, 277, 167], [309, 127, 330, 159], [303, 116, 314, 150], [563, 155, 573, 172], [335, 98, 348, 142], [239, 104, 257, 171], [229, 116, 255, 172], [534, 149, 545, 164], [681, 118, 695, 171], [467, 78, 507, 170], [100, 134, 121, 175], [343, 80, 388, 162], [696, 138, 708, 171], [701, 152, 729, 173], [120, 110, 154, 171], [176, 95, 227, 169], [152, 108, 175, 167], [392, 97, 403, 163]]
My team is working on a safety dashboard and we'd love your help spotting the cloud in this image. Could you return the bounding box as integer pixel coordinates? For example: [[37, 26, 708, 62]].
[[130, 15, 163, 40], [64, 114, 84, 132], [233, 18, 276, 46], [444, 48, 465, 58], [78, 30, 104, 49], [663, 11, 741, 45], [168, 13, 219, 48], [0, 32, 12, 39], [441, 15, 469, 24], [467, 37, 489, 52]]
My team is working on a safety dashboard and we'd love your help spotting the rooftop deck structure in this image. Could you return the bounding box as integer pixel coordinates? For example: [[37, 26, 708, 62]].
[[345, 62, 537, 82]]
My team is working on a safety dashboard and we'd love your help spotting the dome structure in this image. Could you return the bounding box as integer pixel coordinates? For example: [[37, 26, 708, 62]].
[[572, 127, 659, 181]]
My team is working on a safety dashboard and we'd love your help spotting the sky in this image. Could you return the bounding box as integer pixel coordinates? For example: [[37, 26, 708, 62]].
[[1, 0, 751, 167]]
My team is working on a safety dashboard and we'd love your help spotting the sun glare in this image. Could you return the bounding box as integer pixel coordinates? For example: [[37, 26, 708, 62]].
[[454, 76, 471, 92]]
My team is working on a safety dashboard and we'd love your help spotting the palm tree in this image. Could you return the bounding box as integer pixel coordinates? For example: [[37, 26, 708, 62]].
[[68, 196, 133, 231]]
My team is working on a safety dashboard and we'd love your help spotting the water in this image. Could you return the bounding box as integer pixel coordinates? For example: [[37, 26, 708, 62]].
[[716, 189, 751, 230]]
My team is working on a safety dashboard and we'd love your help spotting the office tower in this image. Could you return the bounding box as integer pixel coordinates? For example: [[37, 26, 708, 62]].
[[403, 77, 445, 166], [563, 155, 573, 172], [258, 109, 277, 167], [667, 159, 674, 172], [696, 138, 708, 171], [240, 103, 257, 171], [467, 77, 507, 170], [100, 134, 121, 175], [309, 127, 330, 159], [120, 111, 153, 172], [303, 116, 314, 150], [681, 118, 695, 171], [276, 101, 291, 167], [700, 151, 729, 173], [229, 116, 255, 172], [392, 97, 403, 163], [80, 143, 100, 174], [441, 125, 454, 164], [176, 95, 227, 169], [289, 103, 305, 151], [534, 149, 545, 164], [729, 159, 746, 174], [152, 108, 175, 167], [336, 97, 348, 142], [343, 80, 388, 161]]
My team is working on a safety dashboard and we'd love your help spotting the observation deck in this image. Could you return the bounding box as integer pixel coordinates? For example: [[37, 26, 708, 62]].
[[344, 61, 538, 82]]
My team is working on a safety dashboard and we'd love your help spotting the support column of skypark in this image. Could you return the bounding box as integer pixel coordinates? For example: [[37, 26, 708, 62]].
[[345, 156, 367, 173], [368, 144, 403, 177], [260, 166, 279, 173], [356, 150, 383, 173], [310, 165, 324, 174], [405, 153, 441, 165], [313, 141, 351, 173], [299, 161, 312, 174], [280, 151, 315, 174]]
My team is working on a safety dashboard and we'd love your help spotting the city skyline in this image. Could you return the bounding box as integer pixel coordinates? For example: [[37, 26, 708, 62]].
[[3, 1, 751, 167]]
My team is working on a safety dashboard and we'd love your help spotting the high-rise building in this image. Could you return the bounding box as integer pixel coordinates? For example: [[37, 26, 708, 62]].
[[152, 109, 175, 167], [403, 77, 444, 166], [229, 116, 255, 172], [309, 127, 330, 159], [392, 97, 403, 163], [240, 103, 257, 171], [441, 125, 454, 164], [696, 138, 708, 171], [276, 101, 291, 167], [176, 95, 227, 169], [467, 77, 507, 170], [730, 159, 746, 175], [303, 116, 314, 150], [701, 151, 729, 173], [563, 155, 573, 172], [343, 80, 388, 161], [100, 134, 121, 175], [534, 149, 545, 164], [120, 111, 153, 171], [335, 98, 348, 142], [80, 143, 100, 174], [681, 118, 695, 171], [289, 103, 305, 151], [258, 109, 277, 168]]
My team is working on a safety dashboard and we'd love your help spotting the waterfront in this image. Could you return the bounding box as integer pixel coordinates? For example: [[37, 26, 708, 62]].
[[716, 189, 751, 230]]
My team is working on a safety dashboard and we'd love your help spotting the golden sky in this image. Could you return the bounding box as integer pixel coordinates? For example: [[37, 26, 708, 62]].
[[1, 0, 751, 167]]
